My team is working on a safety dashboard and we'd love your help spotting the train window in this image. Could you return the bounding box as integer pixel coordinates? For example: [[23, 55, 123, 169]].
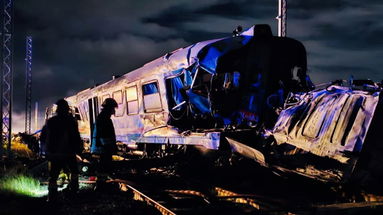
[[78, 101, 88, 122], [143, 82, 159, 95], [126, 86, 138, 115], [165, 75, 186, 111], [112, 90, 124, 117], [191, 68, 212, 97], [100, 94, 110, 112], [73, 107, 81, 120], [142, 82, 162, 112], [101, 94, 110, 104], [126, 86, 138, 101], [112, 91, 123, 104]]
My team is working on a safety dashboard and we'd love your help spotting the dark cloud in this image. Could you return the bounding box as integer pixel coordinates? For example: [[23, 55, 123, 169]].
[[313, 19, 383, 50], [309, 65, 380, 84], [142, 5, 198, 28], [289, 0, 346, 11], [315, 65, 375, 74], [326, 29, 379, 51], [194, 0, 274, 19], [142, 0, 276, 32]]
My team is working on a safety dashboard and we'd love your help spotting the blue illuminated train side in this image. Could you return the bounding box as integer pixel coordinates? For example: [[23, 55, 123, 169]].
[[64, 24, 309, 153]]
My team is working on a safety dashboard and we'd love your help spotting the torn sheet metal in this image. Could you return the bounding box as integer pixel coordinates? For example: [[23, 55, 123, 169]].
[[197, 35, 252, 74], [225, 137, 266, 167], [273, 86, 380, 164]]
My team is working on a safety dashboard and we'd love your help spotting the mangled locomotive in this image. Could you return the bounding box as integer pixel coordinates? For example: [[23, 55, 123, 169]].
[[50, 24, 382, 186]]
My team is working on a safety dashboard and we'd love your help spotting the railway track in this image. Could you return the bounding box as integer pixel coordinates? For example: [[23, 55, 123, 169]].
[[105, 178, 383, 215], [107, 153, 383, 214], [108, 178, 272, 215], [40, 175, 383, 215], [114, 179, 176, 215], [33, 153, 383, 214], [102, 158, 298, 214]]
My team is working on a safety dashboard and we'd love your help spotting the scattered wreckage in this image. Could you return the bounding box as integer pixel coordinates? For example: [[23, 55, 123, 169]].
[[45, 24, 382, 187]]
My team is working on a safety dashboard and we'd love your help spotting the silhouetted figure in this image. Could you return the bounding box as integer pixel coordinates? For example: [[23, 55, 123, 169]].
[[91, 98, 118, 189], [41, 99, 82, 202]]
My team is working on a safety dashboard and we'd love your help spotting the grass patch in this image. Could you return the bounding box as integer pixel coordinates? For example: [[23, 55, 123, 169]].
[[11, 139, 36, 159], [1, 138, 36, 159], [0, 174, 46, 197]]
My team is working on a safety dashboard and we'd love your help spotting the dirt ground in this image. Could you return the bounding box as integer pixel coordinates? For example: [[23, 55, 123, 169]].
[[2, 147, 383, 215], [0, 156, 161, 215], [0, 186, 160, 215]]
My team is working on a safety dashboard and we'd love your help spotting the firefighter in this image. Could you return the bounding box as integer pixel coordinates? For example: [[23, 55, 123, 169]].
[[91, 98, 118, 189], [41, 99, 83, 202]]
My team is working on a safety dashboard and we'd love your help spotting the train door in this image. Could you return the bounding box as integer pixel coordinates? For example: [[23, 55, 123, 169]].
[[88, 96, 99, 138]]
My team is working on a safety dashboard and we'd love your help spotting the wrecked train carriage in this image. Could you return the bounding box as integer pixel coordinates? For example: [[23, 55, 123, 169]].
[[265, 84, 383, 185], [53, 24, 383, 187], [63, 24, 308, 155]]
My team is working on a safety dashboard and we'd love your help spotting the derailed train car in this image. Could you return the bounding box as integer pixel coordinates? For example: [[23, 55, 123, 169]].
[[61, 24, 309, 149], [55, 24, 382, 186], [269, 83, 383, 187]]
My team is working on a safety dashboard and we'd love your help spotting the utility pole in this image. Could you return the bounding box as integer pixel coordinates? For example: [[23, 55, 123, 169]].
[[1, 0, 14, 158], [25, 36, 33, 134], [34, 102, 38, 132], [277, 0, 287, 37]]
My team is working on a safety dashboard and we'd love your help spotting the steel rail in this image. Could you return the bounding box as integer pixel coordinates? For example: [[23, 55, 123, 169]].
[[111, 179, 176, 215]]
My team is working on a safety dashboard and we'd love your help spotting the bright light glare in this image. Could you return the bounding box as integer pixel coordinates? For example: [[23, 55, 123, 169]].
[[0, 175, 46, 197]]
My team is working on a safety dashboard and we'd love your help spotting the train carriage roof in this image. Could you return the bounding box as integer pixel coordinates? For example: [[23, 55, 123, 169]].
[[68, 24, 297, 101], [99, 26, 256, 85]]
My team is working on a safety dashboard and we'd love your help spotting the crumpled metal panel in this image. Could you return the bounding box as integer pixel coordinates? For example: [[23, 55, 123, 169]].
[[273, 86, 380, 163], [225, 137, 266, 167], [137, 127, 220, 150]]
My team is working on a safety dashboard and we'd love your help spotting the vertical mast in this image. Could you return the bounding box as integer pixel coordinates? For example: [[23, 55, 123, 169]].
[[1, 0, 14, 157], [34, 102, 38, 132], [277, 0, 287, 37], [25, 36, 33, 134]]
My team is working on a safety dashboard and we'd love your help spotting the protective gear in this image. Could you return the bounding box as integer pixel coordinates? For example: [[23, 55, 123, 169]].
[[55, 98, 69, 107], [41, 115, 83, 157], [41, 100, 82, 201], [101, 98, 118, 109], [90, 111, 117, 155], [91, 103, 117, 187], [55, 99, 70, 115]]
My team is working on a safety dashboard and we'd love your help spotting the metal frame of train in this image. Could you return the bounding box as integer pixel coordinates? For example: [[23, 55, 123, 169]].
[[48, 24, 383, 187]]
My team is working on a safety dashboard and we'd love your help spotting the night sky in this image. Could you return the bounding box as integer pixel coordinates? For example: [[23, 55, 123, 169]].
[[11, 0, 383, 132]]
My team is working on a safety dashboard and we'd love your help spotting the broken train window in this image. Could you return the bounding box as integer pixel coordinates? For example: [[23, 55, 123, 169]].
[[191, 67, 212, 98], [166, 74, 187, 120], [181, 67, 211, 115], [142, 81, 162, 112]]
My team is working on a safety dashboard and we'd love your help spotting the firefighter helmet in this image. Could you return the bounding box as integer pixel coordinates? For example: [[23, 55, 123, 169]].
[[102, 98, 118, 109], [55, 99, 69, 114]]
